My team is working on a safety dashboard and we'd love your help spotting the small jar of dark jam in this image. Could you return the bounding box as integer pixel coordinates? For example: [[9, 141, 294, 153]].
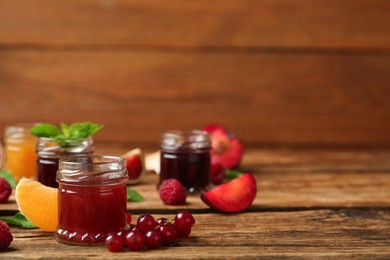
[[159, 130, 211, 193], [56, 156, 128, 245], [36, 137, 93, 188]]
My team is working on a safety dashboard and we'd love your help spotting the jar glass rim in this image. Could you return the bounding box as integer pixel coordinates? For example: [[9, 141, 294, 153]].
[[57, 155, 127, 185], [161, 130, 211, 151], [5, 123, 40, 139], [59, 155, 124, 168]]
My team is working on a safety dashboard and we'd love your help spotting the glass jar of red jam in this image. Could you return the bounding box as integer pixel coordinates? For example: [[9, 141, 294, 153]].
[[56, 156, 128, 245], [159, 130, 211, 193], [36, 137, 93, 188]]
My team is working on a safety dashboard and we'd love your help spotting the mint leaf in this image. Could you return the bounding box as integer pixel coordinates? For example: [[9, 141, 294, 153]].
[[30, 122, 103, 143], [31, 123, 61, 138], [60, 122, 70, 137], [0, 171, 16, 188], [67, 122, 103, 139], [127, 188, 144, 202], [1, 212, 37, 229], [87, 123, 104, 136], [225, 169, 244, 179]]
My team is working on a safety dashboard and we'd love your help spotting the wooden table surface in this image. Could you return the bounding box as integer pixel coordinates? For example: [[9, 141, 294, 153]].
[[1, 148, 390, 259]]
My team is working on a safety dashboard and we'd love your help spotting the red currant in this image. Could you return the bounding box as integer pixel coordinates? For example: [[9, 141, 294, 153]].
[[105, 234, 123, 252], [137, 214, 157, 234], [159, 223, 178, 244], [144, 230, 163, 249], [125, 230, 145, 251], [174, 211, 195, 232], [111, 228, 127, 244], [156, 217, 168, 226], [177, 227, 192, 238]]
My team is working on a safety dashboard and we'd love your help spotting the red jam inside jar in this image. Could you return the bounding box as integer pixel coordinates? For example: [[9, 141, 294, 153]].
[[159, 130, 211, 193], [56, 156, 128, 245]]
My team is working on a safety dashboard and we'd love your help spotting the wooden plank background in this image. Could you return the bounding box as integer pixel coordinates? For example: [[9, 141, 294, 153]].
[[0, 0, 389, 148]]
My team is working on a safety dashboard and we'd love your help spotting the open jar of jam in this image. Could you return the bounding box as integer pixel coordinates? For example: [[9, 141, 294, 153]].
[[56, 155, 128, 245], [36, 137, 93, 188], [159, 130, 211, 193], [4, 124, 38, 183]]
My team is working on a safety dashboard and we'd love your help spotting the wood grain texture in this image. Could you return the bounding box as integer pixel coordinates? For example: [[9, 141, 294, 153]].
[[2, 210, 390, 259], [1, 51, 389, 147], [1, 148, 390, 258], [0, 0, 389, 49], [1, 149, 390, 212]]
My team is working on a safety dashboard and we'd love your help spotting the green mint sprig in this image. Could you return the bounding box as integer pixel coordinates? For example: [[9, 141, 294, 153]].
[[1, 212, 37, 229], [127, 188, 144, 202], [30, 122, 103, 144]]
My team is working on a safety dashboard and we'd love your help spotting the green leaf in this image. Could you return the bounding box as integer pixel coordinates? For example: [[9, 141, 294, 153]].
[[0, 171, 16, 188], [87, 123, 104, 136], [30, 123, 61, 138], [225, 169, 244, 179], [66, 122, 103, 139], [1, 212, 37, 229], [60, 122, 70, 137], [30, 122, 103, 143], [127, 188, 144, 202]]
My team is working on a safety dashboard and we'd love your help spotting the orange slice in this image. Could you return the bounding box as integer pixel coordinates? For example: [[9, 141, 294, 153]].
[[15, 178, 58, 232]]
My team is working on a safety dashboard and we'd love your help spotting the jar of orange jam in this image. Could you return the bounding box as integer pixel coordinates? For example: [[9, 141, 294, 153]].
[[4, 124, 38, 182], [56, 156, 128, 245]]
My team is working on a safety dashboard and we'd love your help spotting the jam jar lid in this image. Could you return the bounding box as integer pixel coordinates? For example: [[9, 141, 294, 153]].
[[37, 137, 94, 157], [160, 130, 211, 152], [57, 155, 128, 186]]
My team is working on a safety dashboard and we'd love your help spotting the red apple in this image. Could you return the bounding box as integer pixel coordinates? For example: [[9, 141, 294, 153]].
[[203, 124, 244, 169], [122, 148, 146, 184], [201, 173, 256, 213]]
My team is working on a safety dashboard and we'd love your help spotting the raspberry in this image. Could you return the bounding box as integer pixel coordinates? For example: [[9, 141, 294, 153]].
[[0, 220, 13, 250], [0, 178, 11, 203], [159, 179, 187, 205]]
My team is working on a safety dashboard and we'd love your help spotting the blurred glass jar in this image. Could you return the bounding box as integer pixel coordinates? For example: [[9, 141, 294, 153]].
[[159, 130, 211, 193], [36, 137, 94, 188], [4, 124, 38, 183]]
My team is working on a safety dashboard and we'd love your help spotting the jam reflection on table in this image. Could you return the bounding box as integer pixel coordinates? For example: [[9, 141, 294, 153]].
[[57, 183, 127, 245]]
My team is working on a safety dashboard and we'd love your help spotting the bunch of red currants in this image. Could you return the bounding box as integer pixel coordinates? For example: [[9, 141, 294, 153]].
[[105, 211, 195, 252]]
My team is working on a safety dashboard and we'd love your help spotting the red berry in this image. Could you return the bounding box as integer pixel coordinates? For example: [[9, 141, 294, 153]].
[[210, 163, 225, 185], [0, 220, 12, 249], [125, 230, 145, 251], [174, 211, 195, 232], [113, 229, 128, 244], [105, 234, 123, 252], [137, 214, 157, 234], [126, 212, 132, 225], [156, 217, 168, 226], [158, 224, 178, 244], [144, 230, 162, 249], [177, 227, 192, 238], [0, 178, 11, 203], [159, 179, 187, 205]]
